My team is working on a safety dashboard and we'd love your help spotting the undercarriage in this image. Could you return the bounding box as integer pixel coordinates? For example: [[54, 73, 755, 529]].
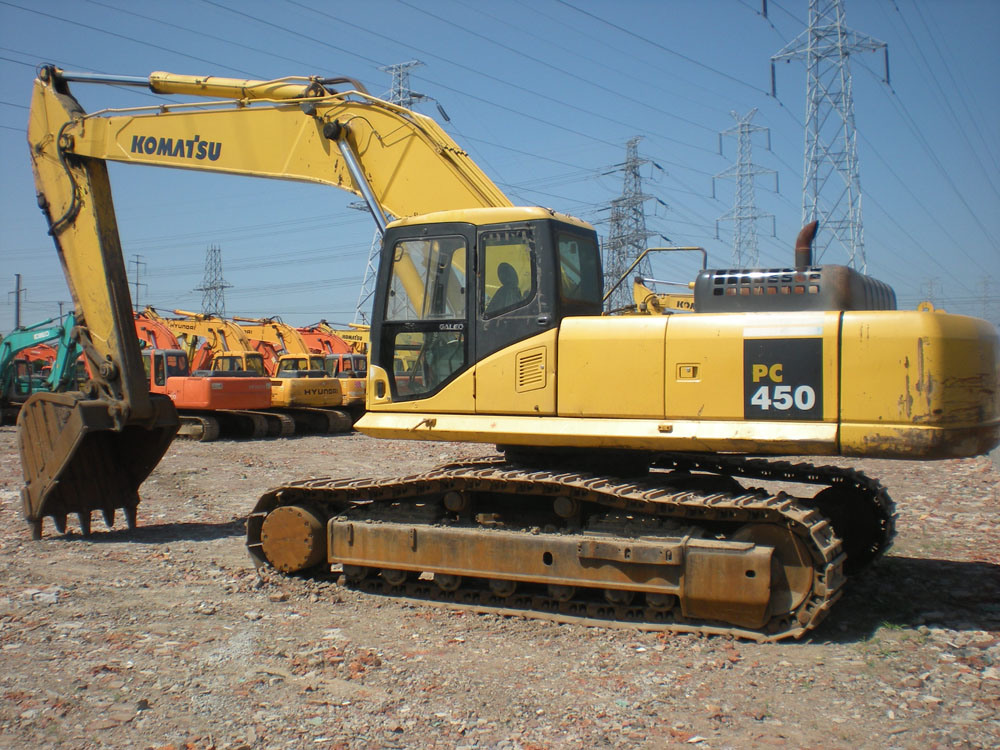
[[247, 453, 895, 641]]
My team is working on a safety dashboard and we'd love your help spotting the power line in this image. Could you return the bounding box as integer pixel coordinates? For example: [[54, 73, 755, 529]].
[[553, 0, 770, 96], [0, 1, 261, 76]]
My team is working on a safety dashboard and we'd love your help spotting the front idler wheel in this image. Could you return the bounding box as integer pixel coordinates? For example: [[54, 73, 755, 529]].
[[732, 523, 814, 618], [260, 505, 327, 574]]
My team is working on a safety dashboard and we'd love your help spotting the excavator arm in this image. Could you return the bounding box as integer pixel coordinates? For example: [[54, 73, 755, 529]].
[[145, 309, 260, 365], [234, 317, 313, 357], [22, 74, 179, 537], [23, 65, 511, 537]]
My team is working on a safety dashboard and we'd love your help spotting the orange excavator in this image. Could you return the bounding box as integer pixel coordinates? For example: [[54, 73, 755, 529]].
[[133, 313, 275, 440]]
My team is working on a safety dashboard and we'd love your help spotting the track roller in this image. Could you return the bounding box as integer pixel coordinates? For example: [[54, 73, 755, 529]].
[[434, 573, 462, 592], [489, 579, 517, 598], [381, 569, 412, 586]]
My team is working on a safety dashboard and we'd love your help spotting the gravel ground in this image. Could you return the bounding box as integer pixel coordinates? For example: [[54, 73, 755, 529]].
[[1, 425, 998, 749]]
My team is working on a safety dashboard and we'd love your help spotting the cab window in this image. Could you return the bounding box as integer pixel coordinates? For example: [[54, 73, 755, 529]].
[[480, 228, 535, 319], [153, 354, 166, 386], [165, 353, 187, 378], [385, 236, 467, 322], [385, 236, 468, 398], [245, 355, 266, 375], [557, 231, 603, 313]]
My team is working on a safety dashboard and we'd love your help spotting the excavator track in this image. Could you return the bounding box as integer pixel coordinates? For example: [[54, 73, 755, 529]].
[[247, 457, 894, 641], [652, 453, 897, 575]]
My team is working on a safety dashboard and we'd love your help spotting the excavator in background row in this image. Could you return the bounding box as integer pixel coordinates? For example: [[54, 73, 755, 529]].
[[300, 320, 370, 355], [2, 315, 81, 424], [19, 66, 1000, 640], [234, 316, 365, 417], [142, 308, 352, 434], [133, 313, 277, 441], [294, 322, 368, 378]]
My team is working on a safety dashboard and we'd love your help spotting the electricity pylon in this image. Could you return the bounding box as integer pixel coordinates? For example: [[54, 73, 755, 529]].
[[713, 109, 776, 267], [353, 61, 440, 324], [603, 137, 656, 313], [771, 0, 888, 271], [195, 244, 231, 317]]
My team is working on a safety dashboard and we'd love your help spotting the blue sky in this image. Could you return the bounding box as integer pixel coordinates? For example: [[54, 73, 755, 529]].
[[1, 0, 998, 335]]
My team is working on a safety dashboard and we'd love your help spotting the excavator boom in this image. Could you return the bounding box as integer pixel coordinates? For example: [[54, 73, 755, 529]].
[[38, 68, 510, 223]]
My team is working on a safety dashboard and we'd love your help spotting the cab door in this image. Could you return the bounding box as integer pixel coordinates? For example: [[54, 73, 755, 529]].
[[474, 223, 556, 415], [372, 226, 474, 404]]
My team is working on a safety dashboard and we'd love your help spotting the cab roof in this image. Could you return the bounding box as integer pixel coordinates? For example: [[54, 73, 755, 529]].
[[387, 206, 594, 232]]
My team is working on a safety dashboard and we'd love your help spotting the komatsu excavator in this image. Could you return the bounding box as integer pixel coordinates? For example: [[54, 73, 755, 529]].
[[301, 320, 369, 357], [21, 66, 1000, 640]]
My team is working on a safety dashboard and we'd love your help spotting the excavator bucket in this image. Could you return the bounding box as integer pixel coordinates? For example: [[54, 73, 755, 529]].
[[17, 391, 178, 539]]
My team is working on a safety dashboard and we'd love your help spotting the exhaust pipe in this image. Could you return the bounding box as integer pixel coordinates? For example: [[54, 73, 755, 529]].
[[795, 221, 818, 269]]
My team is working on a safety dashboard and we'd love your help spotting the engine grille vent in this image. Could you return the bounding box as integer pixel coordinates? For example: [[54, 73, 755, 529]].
[[516, 348, 546, 393]]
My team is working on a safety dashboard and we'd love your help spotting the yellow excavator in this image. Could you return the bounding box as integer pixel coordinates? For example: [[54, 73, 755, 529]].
[[20, 66, 999, 640], [233, 316, 366, 416]]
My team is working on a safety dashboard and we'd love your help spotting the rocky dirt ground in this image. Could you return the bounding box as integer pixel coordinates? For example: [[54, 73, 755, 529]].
[[0, 424, 998, 749]]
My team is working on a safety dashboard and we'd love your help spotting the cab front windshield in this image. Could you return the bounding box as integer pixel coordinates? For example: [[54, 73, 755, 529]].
[[324, 353, 367, 378], [384, 235, 467, 398], [277, 356, 325, 373], [214, 354, 266, 375]]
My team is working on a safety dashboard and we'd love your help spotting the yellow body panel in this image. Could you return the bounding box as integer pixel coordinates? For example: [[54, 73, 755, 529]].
[[475, 329, 557, 415], [269, 377, 344, 409], [359, 308, 1000, 460], [662, 312, 841, 422], [558, 317, 667, 418], [367, 364, 476, 414], [357, 413, 838, 455], [338, 377, 367, 407], [839, 309, 1000, 457]]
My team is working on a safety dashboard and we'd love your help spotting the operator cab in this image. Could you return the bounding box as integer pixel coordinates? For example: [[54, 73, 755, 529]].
[[370, 207, 602, 402], [275, 355, 327, 378], [325, 353, 367, 379], [141, 349, 189, 386], [212, 353, 268, 376]]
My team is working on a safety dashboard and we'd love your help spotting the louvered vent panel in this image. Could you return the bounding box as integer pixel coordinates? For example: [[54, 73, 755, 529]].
[[516, 348, 546, 393]]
